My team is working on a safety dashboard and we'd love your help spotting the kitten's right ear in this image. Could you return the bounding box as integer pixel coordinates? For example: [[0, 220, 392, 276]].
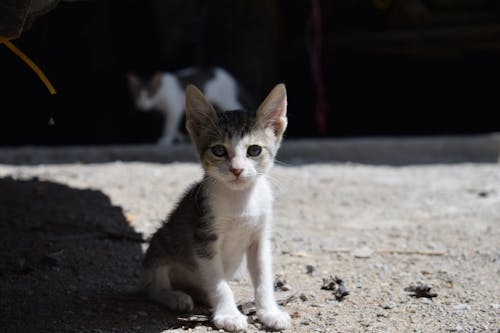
[[126, 72, 141, 96], [185, 84, 217, 138], [256, 83, 288, 138]]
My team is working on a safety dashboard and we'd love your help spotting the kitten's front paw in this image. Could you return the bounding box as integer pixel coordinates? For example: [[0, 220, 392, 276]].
[[257, 308, 291, 331], [161, 290, 194, 313], [213, 311, 247, 332]]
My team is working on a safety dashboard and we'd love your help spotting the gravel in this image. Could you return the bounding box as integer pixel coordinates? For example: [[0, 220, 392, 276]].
[[0, 160, 499, 332]]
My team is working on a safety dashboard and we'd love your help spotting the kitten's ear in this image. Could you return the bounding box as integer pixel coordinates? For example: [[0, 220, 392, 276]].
[[126, 72, 141, 96], [185, 84, 217, 137], [149, 72, 162, 94], [256, 83, 288, 137]]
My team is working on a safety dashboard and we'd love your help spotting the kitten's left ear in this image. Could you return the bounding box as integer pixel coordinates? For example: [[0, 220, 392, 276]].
[[256, 83, 288, 137], [185, 84, 217, 138], [126, 72, 141, 96], [149, 72, 162, 94]]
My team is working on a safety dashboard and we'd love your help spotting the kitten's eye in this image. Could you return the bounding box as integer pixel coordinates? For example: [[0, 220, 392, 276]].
[[211, 145, 227, 157], [247, 145, 262, 157]]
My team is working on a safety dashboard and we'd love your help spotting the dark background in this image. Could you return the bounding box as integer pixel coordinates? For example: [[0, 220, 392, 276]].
[[1, 0, 500, 145]]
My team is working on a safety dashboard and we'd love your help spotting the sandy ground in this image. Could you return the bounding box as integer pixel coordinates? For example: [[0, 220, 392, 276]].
[[0, 161, 499, 332]]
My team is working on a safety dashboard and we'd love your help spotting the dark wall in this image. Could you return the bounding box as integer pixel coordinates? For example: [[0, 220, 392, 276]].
[[1, 0, 499, 145]]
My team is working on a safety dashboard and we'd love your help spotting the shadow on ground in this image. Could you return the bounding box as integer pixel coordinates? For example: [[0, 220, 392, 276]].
[[0, 177, 205, 332]]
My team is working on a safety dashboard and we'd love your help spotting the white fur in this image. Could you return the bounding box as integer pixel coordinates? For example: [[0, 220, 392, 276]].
[[201, 175, 289, 331], [204, 68, 243, 111], [196, 133, 289, 331], [135, 73, 185, 145], [135, 68, 243, 145]]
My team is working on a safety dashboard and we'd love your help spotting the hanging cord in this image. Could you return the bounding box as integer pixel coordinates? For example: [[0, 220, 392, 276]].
[[1, 37, 57, 95], [305, 0, 329, 135]]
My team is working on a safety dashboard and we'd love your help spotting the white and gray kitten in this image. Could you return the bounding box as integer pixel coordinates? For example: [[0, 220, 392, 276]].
[[142, 84, 290, 331], [127, 67, 252, 145]]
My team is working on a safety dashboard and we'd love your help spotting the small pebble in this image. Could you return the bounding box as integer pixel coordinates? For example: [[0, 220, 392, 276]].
[[274, 278, 292, 291], [352, 246, 373, 258], [420, 298, 431, 304], [300, 318, 311, 326], [382, 302, 397, 309], [306, 264, 315, 275], [310, 303, 324, 308], [453, 303, 471, 311], [293, 251, 307, 257]]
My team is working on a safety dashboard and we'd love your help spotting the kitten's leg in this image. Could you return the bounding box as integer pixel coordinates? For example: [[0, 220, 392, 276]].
[[247, 222, 291, 330], [159, 108, 183, 145], [197, 256, 248, 331], [174, 131, 187, 143], [143, 265, 194, 313]]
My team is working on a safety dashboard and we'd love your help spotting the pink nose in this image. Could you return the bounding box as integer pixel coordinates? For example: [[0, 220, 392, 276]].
[[230, 167, 243, 177]]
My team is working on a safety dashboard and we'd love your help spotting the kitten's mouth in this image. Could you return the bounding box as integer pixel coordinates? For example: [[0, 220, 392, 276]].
[[228, 176, 250, 188]]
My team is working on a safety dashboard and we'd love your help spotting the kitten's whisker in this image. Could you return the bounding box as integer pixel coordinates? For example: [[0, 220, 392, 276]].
[[260, 173, 288, 193], [269, 162, 298, 193], [274, 159, 294, 167]]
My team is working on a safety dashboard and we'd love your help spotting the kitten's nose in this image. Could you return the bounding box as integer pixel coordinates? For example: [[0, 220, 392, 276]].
[[230, 167, 243, 177]]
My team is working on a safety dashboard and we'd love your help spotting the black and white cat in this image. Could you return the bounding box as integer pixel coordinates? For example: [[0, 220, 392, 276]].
[[142, 84, 290, 331], [127, 67, 253, 145]]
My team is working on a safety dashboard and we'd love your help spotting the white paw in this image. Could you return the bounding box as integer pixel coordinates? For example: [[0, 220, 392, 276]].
[[257, 308, 291, 331], [157, 137, 173, 146], [213, 311, 248, 332]]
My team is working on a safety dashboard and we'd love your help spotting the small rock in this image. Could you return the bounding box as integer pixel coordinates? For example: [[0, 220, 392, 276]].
[[306, 265, 315, 275], [321, 276, 349, 301], [420, 298, 431, 304], [404, 284, 437, 298], [382, 302, 397, 309], [310, 303, 324, 308], [453, 303, 470, 311], [352, 246, 373, 258], [300, 318, 311, 326], [274, 278, 292, 291], [452, 324, 464, 331], [477, 191, 489, 198]]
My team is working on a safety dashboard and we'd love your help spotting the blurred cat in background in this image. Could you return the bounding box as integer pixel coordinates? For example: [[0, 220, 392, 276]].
[[127, 67, 254, 145]]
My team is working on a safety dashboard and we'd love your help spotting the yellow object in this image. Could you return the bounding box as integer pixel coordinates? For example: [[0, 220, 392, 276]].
[[1, 36, 57, 94]]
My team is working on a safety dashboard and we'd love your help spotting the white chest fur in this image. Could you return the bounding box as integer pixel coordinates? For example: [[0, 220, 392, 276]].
[[207, 177, 273, 277], [210, 177, 272, 218]]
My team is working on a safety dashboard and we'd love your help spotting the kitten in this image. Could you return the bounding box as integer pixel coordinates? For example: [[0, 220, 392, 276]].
[[127, 67, 253, 145], [142, 83, 290, 331]]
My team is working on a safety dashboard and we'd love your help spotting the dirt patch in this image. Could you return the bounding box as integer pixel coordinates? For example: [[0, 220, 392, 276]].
[[0, 162, 498, 332]]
